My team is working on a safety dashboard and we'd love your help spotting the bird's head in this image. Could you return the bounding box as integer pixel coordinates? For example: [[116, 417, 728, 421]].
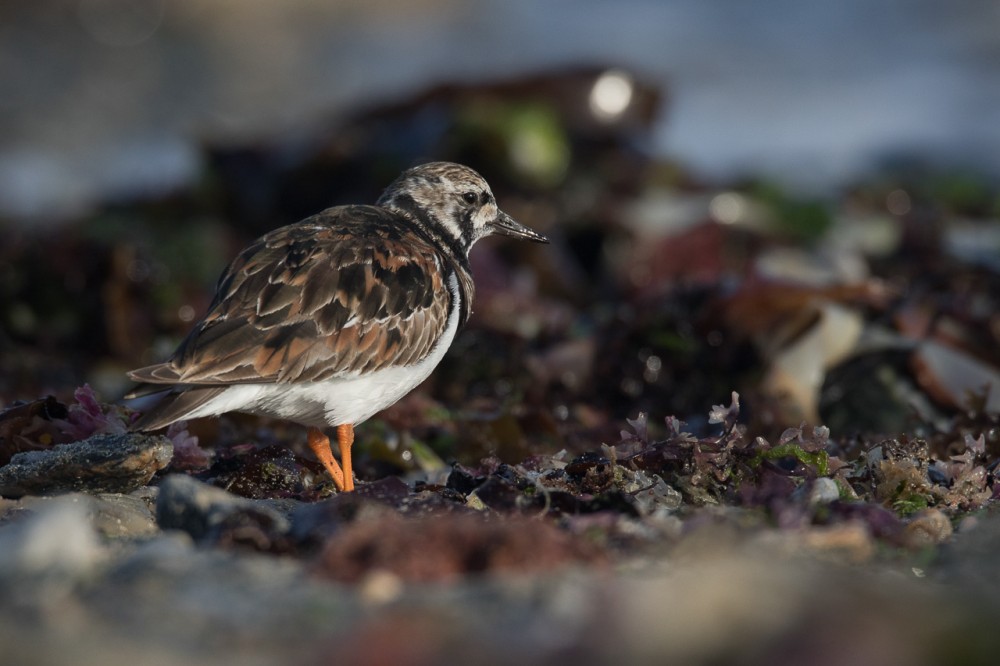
[[378, 162, 549, 253]]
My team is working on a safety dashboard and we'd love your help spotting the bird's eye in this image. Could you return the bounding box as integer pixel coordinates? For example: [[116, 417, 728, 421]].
[[462, 191, 478, 204]]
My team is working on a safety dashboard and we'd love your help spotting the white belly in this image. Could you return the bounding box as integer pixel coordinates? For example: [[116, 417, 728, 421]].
[[182, 273, 462, 428]]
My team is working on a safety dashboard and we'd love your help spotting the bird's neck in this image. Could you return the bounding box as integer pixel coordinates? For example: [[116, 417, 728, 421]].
[[389, 205, 476, 328]]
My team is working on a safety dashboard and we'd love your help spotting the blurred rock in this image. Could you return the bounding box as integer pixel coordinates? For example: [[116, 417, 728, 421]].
[[0, 497, 103, 581], [90, 492, 159, 539], [0, 432, 172, 498], [156, 474, 293, 551], [313, 512, 607, 583], [17, 491, 158, 540], [912, 340, 1000, 414], [937, 512, 1000, 598], [820, 348, 941, 436], [288, 476, 409, 549], [1, 528, 353, 666], [615, 544, 969, 665], [903, 508, 953, 549], [763, 301, 864, 423]]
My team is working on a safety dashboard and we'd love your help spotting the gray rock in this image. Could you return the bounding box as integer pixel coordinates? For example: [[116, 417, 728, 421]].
[[936, 512, 1000, 597], [156, 474, 290, 545], [17, 492, 158, 540], [90, 492, 159, 539], [0, 496, 107, 614], [0, 496, 104, 578], [1, 525, 350, 666], [0, 433, 173, 498]]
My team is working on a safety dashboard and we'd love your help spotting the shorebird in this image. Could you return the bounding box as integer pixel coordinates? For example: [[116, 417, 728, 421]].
[[126, 162, 548, 491]]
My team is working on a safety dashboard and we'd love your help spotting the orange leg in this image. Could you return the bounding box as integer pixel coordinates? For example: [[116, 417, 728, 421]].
[[307, 427, 349, 491], [336, 424, 355, 492]]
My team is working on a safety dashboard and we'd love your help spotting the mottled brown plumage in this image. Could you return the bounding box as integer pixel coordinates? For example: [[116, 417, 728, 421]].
[[126, 162, 547, 491]]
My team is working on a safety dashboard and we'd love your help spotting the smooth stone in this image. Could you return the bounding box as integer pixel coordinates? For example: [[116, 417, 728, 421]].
[[809, 477, 841, 504]]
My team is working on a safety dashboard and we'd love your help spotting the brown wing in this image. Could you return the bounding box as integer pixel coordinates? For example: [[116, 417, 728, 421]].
[[128, 205, 454, 387]]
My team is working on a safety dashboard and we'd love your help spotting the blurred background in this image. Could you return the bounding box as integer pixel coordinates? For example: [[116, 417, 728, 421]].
[[2, 0, 1000, 450], [3, 0, 1000, 218]]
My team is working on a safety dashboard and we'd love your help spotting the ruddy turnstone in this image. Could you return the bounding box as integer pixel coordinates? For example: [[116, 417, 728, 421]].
[[126, 162, 548, 491]]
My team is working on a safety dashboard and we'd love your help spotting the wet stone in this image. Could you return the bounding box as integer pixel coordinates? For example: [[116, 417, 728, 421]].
[[0, 433, 173, 498]]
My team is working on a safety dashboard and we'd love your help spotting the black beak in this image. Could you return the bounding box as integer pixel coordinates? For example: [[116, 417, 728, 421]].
[[492, 211, 549, 243]]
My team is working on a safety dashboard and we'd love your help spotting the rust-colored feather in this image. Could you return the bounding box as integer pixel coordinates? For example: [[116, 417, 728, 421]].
[[128, 205, 471, 389]]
